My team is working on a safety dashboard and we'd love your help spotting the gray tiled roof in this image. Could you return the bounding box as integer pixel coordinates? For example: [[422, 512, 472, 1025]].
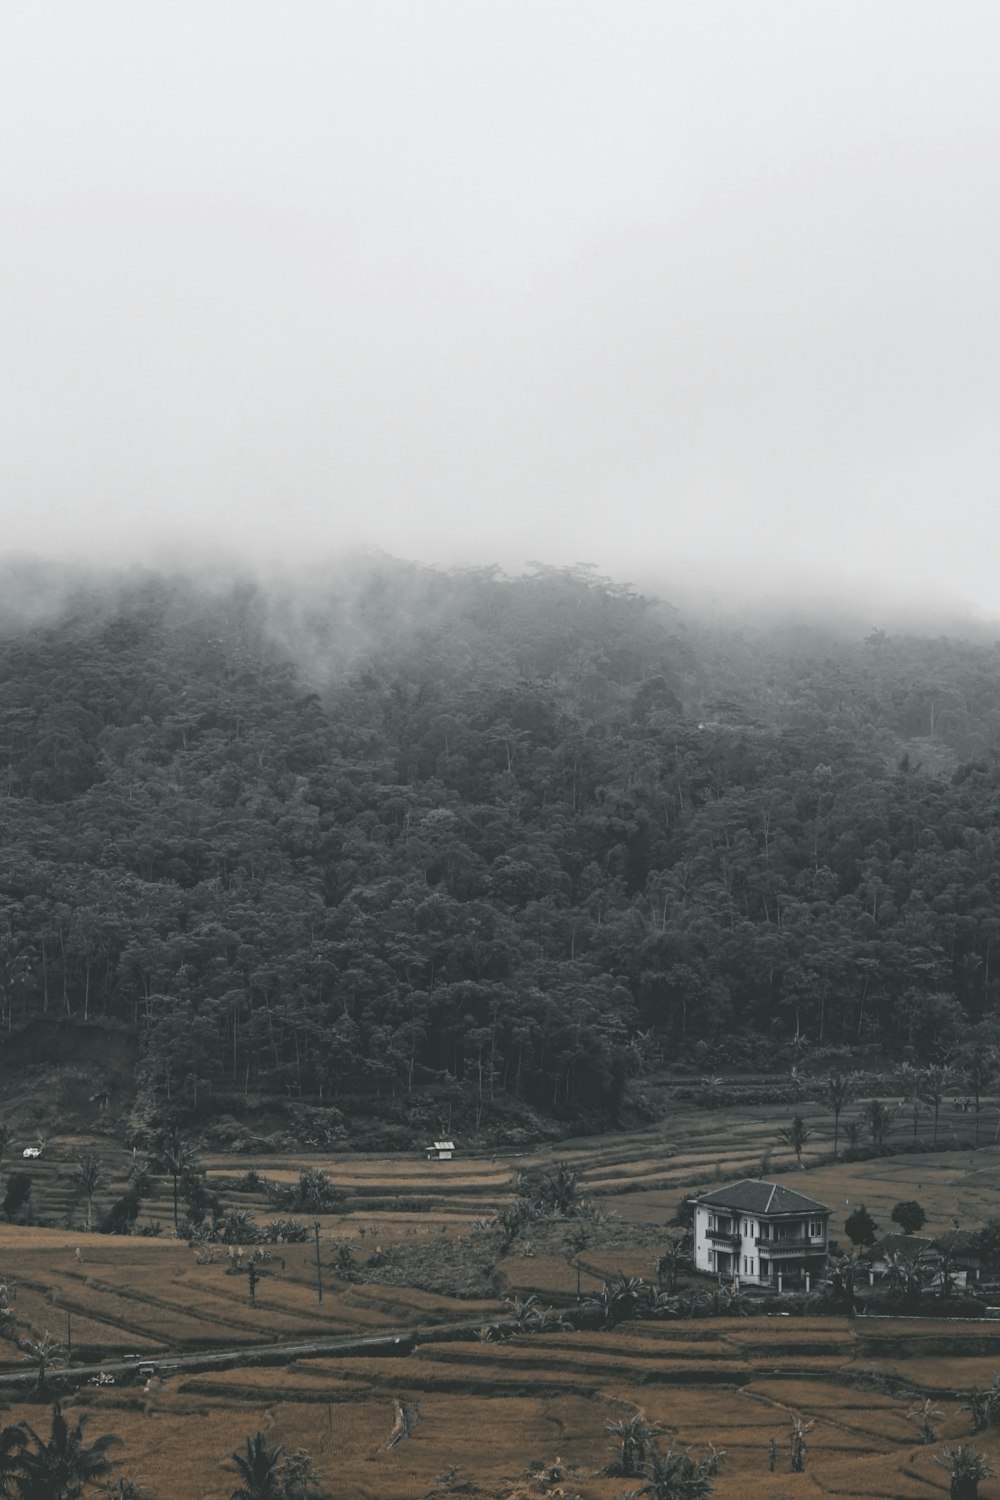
[[691, 1179, 830, 1215]]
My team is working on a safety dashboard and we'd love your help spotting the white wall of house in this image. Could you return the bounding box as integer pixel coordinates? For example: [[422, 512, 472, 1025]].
[[693, 1204, 829, 1287]]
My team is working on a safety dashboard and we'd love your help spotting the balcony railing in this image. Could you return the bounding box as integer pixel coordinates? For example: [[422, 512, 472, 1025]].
[[756, 1238, 826, 1256], [707, 1230, 741, 1246]]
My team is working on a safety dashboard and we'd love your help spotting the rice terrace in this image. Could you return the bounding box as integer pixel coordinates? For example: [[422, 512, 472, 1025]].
[[4, 1089, 1000, 1498]]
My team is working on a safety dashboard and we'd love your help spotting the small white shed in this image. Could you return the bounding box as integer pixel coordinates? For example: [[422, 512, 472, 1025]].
[[426, 1139, 455, 1160]]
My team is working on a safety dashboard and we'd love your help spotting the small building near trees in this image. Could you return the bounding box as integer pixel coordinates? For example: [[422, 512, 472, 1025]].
[[426, 1139, 456, 1160], [689, 1179, 831, 1291]]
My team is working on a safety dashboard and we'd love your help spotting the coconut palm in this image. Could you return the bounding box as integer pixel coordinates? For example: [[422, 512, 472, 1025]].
[[16, 1403, 120, 1500], [864, 1098, 894, 1152], [777, 1115, 811, 1168], [73, 1154, 107, 1232], [230, 1433, 285, 1500], [821, 1072, 855, 1158], [934, 1444, 996, 1500], [920, 1065, 953, 1148], [154, 1129, 200, 1233], [0, 1422, 26, 1499]]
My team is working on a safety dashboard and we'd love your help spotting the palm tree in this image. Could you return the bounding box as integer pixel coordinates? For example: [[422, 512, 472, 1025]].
[[230, 1433, 285, 1500], [73, 1155, 107, 1232], [777, 1115, 812, 1168], [954, 1036, 999, 1145], [934, 1444, 996, 1500], [822, 1072, 855, 1158], [920, 1065, 953, 1148], [16, 1404, 120, 1500], [155, 1130, 200, 1233], [0, 1422, 26, 1499], [864, 1098, 893, 1152]]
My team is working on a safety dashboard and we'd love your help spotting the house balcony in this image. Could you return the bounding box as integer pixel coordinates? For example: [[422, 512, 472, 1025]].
[[756, 1239, 826, 1257], [706, 1230, 741, 1247]]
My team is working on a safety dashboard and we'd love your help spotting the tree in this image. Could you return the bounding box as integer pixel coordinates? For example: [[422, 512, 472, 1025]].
[[891, 1200, 927, 1235], [844, 1204, 879, 1248], [628, 1444, 725, 1499], [954, 1032, 999, 1146], [154, 1130, 200, 1233], [821, 1072, 854, 1158], [777, 1115, 811, 1168], [3, 1175, 31, 1224], [229, 1433, 285, 1500], [73, 1154, 107, 1232], [864, 1099, 893, 1152], [827, 1253, 862, 1309], [920, 1065, 952, 1148], [654, 1236, 689, 1295], [789, 1417, 813, 1472], [935, 1444, 996, 1500], [603, 1413, 663, 1477], [907, 1399, 943, 1445], [0, 1423, 25, 1500], [16, 1404, 120, 1500], [17, 1332, 65, 1394]]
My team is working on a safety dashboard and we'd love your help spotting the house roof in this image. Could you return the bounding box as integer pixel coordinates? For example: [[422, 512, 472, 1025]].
[[864, 1232, 937, 1262], [691, 1179, 830, 1215], [934, 1229, 980, 1257]]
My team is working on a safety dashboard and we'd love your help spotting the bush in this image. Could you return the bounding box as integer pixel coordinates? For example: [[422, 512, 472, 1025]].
[[98, 1189, 141, 1235], [3, 1173, 32, 1223]]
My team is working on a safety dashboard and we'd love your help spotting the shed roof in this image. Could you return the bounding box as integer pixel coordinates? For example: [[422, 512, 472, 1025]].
[[692, 1179, 830, 1215], [865, 1232, 937, 1262]]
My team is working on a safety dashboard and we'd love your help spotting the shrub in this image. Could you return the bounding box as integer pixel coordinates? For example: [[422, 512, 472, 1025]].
[[3, 1173, 32, 1223]]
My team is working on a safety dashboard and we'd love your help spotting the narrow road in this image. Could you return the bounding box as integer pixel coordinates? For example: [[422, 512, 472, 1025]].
[[0, 1319, 483, 1390]]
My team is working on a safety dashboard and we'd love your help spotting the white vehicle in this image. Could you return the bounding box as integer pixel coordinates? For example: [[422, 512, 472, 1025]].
[[21, 1146, 42, 1159]]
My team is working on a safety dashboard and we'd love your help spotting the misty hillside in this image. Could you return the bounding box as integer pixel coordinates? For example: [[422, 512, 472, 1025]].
[[2, 560, 1000, 1141]]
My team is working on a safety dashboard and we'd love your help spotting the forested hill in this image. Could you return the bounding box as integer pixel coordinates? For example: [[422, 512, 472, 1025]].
[[2, 558, 1000, 1137]]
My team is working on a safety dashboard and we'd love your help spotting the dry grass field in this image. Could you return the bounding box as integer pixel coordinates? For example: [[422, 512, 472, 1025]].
[[3, 1092, 1000, 1496]]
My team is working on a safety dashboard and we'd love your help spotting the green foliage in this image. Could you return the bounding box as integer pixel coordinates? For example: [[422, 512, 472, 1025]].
[[935, 1444, 996, 1500], [844, 1204, 879, 1247], [15, 1403, 120, 1500], [891, 1200, 927, 1234], [2, 1176, 31, 1225], [4, 563, 1000, 1133]]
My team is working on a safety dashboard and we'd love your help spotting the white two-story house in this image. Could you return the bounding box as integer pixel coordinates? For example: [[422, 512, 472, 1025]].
[[690, 1179, 831, 1291]]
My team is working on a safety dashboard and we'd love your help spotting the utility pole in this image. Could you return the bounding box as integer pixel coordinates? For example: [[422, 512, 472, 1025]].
[[314, 1221, 323, 1304], [66, 1310, 72, 1355]]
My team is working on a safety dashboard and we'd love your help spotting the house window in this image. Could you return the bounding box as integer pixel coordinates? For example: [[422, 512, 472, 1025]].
[[809, 1219, 823, 1237]]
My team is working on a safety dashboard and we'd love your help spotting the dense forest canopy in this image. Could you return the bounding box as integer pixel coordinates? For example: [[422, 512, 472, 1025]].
[[2, 557, 1000, 1131]]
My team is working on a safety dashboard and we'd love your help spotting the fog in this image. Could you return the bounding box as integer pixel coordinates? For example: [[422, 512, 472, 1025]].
[[3, 3, 1000, 618]]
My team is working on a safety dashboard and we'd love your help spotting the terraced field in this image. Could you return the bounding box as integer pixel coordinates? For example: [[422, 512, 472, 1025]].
[[2, 1093, 1000, 1496]]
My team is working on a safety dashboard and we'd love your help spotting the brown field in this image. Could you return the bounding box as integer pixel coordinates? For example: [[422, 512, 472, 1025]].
[[3, 1093, 1000, 1496]]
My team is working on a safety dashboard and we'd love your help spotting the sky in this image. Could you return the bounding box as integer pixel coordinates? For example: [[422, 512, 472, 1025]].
[[2, 2, 1000, 617]]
